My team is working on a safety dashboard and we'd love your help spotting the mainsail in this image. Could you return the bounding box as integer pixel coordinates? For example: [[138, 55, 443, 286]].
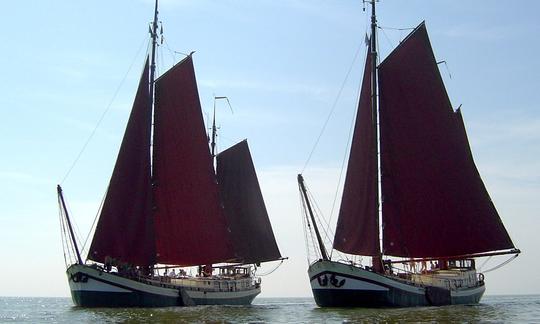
[[379, 23, 514, 258], [88, 55, 281, 267], [88, 60, 155, 266], [217, 140, 282, 264], [333, 45, 379, 256], [334, 22, 515, 260], [152, 56, 236, 266]]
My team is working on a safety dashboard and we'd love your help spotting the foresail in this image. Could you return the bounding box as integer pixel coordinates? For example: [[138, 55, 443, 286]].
[[217, 140, 282, 264], [333, 44, 380, 256], [378, 23, 515, 258], [88, 59, 155, 266], [152, 55, 236, 266]]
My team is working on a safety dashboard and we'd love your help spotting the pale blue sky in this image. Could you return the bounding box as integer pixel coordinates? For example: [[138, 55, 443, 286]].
[[0, 0, 538, 297]]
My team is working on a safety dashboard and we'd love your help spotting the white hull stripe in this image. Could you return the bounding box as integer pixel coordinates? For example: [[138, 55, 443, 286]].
[[309, 268, 484, 298], [70, 272, 178, 296], [309, 270, 422, 294]]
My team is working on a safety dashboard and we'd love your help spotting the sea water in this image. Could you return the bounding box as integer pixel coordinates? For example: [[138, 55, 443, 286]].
[[1, 295, 539, 323]]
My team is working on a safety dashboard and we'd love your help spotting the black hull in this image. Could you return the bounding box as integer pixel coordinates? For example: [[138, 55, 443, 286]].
[[309, 260, 485, 308], [72, 290, 179, 308]]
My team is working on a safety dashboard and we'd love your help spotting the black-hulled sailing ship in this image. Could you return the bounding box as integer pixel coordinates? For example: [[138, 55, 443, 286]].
[[57, 0, 282, 307], [298, 1, 520, 307]]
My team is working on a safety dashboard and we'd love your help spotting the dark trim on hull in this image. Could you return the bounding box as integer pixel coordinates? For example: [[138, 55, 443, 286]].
[[191, 294, 258, 306], [313, 288, 393, 308], [312, 285, 484, 308], [72, 290, 180, 308]]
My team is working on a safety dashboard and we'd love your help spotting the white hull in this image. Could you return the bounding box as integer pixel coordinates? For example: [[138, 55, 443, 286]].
[[67, 264, 260, 307]]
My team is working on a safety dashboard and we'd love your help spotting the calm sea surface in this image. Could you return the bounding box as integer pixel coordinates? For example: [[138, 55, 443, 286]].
[[1, 295, 539, 323]]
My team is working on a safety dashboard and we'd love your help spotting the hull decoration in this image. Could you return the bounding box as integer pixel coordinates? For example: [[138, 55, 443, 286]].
[[308, 260, 484, 307]]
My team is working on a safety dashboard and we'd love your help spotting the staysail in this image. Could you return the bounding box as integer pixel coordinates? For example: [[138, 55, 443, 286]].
[[333, 45, 380, 256], [217, 140, 282, 264], [88, 59, 155, 266], [378, 23, 515, 258], [152, 55, 236, 266]]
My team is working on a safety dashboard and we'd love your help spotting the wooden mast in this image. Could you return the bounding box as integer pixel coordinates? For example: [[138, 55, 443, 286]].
[[57, 185, 83, 265], [211, 100, 217, 158], [298, 174, 329, 261], [368, 0, 384, 272], [149, 0, 159, 108]]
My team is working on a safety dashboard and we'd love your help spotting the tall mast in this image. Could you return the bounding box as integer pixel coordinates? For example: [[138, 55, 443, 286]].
[[369, 0, 383, 267], [298, 174, 329, 261], [149, 0, 159, 104]]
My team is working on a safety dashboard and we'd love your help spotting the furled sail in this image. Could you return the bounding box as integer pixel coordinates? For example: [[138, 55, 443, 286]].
[[333, 44, 380, 256], [152, 55, 236, 266], [378, 23, 515, 258], [216, 140, 282, 264], [88, 59, 155, 266]]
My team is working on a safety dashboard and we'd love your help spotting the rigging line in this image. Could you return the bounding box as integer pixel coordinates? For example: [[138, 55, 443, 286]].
[[379, 26, 395, 50], [482, 254, 519, 273], [327, 64, 363, 259], [163, 37, 179, 63], [300, 40, 365, 174], [299, 187, 317, 262], [58, 200, 70, 267], [299, 191, 311, 263], [378, 25, 415, 31], [60, 35, 150, 185], [257, 259, 285, 276], [81, 191, 107, 255], [478, 255, 492, 271], [307, 187, 332, 241], [299, 186, 322, 261]]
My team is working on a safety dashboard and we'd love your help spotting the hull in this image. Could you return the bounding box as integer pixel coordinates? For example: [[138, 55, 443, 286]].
[[308, 260, 485, 307], [67, 264, 260, 307]]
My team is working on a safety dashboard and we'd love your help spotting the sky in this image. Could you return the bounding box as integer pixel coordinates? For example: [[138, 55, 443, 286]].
[[0, 0, 539, 298]]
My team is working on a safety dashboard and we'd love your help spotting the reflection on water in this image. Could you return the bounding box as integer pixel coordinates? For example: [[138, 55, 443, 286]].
[[1, 295, 539, 323]]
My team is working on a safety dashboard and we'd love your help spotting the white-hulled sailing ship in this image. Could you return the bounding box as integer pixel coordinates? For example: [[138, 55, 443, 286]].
[[57, 0, 283, 307], [298, 1, 520, 307]]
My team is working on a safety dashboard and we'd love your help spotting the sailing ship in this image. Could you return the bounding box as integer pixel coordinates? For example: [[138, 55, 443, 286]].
[[298, 1, 520, 307], [57, 0, 282, 307]]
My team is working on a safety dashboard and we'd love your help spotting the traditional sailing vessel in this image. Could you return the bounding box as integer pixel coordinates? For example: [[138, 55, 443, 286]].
[[57, 0, 282, 307], [298, 1, 520, 307]]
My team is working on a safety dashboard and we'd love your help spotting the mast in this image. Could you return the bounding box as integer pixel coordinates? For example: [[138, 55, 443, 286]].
[[369, 0, 383, 269], [149, 0, 159, 108], [211, 99, 217, 158], [298, 174, 329, 261], [211, 96, 233, 160], [57, 185, 83, 265]]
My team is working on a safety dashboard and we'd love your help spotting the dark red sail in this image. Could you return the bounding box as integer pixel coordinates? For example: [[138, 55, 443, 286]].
[[153, 56, 236, 266], [88, 59, 155, 266], [216, 140, 282, 264], [333, 45, 380, 256], [378, 23, 515, 258]]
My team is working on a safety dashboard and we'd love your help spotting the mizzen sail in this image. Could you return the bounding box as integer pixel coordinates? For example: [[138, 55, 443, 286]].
[[217, 140, 282, 264], [378, 23, 515, 258], [88, 59, 155, 266]]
